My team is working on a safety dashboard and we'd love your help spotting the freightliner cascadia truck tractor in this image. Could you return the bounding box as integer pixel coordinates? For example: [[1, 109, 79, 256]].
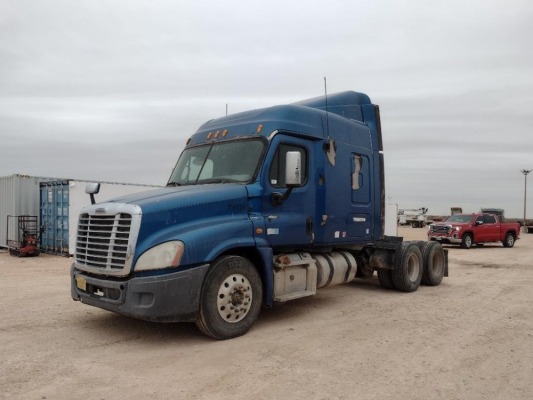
[[71, 91, 448, 339]]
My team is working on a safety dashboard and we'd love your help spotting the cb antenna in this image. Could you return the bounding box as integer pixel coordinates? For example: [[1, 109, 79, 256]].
[[323, 77, 336, 166], [324, 77, 330, 139]]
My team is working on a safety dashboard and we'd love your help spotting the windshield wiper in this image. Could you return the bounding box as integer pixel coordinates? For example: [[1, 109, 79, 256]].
[[198, 178, 238, 184], [166, 182, 182, 187]]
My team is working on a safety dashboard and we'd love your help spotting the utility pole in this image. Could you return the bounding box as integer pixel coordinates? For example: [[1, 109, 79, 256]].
[[520, 169, 532, 228]]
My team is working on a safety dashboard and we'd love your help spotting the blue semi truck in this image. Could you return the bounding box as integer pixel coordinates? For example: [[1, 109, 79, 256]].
[[71, 91, 448, 339]]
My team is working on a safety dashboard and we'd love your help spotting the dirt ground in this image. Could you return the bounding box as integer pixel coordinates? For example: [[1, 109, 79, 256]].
[[1, 227, 532, 400]]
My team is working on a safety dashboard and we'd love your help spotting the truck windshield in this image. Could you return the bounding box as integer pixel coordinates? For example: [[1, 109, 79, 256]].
[[168, 138, 265, 186], [446, 214, 473, 223]]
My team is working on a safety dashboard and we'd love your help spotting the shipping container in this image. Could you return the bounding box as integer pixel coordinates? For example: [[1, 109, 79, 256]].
[[39, 180, 161, 255], [0, 174, 161, 255], [0, 175, 49, 249], [40, 181, 70, 254]]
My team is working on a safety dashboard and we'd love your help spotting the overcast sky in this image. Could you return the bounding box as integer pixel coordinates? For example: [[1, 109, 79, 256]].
[[1, 0, 532, 218]]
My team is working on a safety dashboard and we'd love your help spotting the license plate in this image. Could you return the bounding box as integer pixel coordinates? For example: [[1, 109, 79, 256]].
[[75, 275, 87, 291]]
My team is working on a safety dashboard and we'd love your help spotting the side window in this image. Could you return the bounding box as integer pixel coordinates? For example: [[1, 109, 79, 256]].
[[484, 214, 496, 224], [269, 143, 307, 187], [351, 153, 370, 204], [352, 155, 362, 190]]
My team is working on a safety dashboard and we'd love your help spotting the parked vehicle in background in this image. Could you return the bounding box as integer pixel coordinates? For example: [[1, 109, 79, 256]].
[[481, 207, 505, 221], [450, 207, 462, 216], [398, 207, 428, 228], [428, 213, 521, 249]]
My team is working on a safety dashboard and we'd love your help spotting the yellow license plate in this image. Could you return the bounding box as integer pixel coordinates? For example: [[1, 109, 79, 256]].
[[75, 275, 87, 291]]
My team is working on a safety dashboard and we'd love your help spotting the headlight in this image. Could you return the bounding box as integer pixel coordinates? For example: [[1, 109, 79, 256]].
[[135, 241, 185, 271]]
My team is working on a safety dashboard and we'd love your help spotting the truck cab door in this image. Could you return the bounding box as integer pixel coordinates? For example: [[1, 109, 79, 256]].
[[483, 214, 500, 241], [474, 215, 485, 242], [260, 137, 315, 247], [475, 214, 498, 242]]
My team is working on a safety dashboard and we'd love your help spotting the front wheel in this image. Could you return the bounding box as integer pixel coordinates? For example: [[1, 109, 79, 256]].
[[502, 233, 515, 248], [461, 233, 473, 249], [196, 256, 263, 340]]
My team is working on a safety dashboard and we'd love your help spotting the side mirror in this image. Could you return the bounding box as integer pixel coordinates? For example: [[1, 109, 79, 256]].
[[85, 183, 101, 205], [272, 151, 302, 206], [285, 151, 302, 186], [475, 220, 483, 226]]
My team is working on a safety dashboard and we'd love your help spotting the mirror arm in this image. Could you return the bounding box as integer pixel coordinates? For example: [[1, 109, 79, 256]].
[[271, 186, 295, 206], [85, 183, 101, 205]]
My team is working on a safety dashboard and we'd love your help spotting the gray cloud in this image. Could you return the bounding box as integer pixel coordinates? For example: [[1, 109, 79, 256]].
[[1, 0, 532, 217]]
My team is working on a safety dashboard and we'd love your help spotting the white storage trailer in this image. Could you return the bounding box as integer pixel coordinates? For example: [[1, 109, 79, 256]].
[[0, 174, 161, 255]]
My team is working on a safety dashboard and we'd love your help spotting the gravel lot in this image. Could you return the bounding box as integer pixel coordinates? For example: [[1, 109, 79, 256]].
[[1, 227, 532, 400]]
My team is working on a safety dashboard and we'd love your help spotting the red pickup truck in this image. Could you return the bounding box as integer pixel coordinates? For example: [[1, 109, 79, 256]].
[[428, 213, 520, 249]]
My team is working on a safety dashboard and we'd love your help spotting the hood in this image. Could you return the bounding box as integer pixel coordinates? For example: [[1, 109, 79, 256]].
[[107, 184, 249, 214], [108, 183, 252, 253], [432, 221, 470, 227]]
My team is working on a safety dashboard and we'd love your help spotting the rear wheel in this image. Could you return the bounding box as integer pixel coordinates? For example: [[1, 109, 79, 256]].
[[502, 232, 515, 248], [392, 242, 423, 292], [417, 241, 446, 286], [461, 233, 473, 249], [196, 256, 262, 340]]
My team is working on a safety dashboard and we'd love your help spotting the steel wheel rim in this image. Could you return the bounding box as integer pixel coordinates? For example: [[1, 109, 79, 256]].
[[407, 253, 420, 282], [217, 273, 253, 323]]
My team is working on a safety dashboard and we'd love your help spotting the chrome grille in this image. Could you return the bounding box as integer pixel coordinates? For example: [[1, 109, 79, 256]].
[[431, 225, 452, 234], [76, 213, 132, 271]]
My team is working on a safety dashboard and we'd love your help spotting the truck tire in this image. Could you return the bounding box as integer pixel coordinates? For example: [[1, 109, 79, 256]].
[[502, 232, 515, 248], [460, 233, 473, 249], [196, 256, 262, 340], [411, 221, 418, 228], [391, 242, 423, 292], [417, 241, 446, 286], [377, 269, 395, 290]]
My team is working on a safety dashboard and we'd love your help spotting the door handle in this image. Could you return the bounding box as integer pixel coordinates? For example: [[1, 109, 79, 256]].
[[306, 217, 314, 235]]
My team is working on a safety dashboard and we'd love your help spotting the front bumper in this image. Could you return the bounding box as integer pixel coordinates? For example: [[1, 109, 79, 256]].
[[71, 264, 209, 322], [428, 234, 462, 244]]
